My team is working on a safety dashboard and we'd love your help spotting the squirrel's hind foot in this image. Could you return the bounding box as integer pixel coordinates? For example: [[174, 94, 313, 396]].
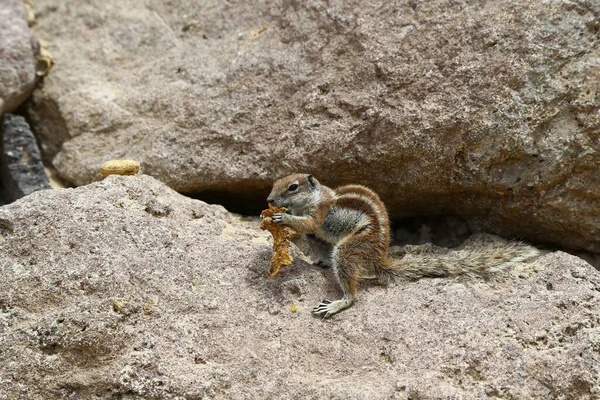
[[312, 297, 353, 318]]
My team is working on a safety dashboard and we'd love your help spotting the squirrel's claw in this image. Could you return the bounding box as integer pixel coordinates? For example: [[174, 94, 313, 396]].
[[312, 298, 353, 319], [271, 212, 285, 223], [312, 300, 333, 318]]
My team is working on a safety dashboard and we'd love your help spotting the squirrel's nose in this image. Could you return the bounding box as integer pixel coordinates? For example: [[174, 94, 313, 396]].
[[267, 196, 275, 204]]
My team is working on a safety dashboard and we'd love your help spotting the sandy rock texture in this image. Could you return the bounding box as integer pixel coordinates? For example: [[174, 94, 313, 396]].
[[28, 0, 600, 253], [0, 0, 39, 113], [0, 175, 599, 399]]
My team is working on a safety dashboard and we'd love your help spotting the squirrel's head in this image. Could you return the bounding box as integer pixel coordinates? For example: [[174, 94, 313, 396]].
[[267, 173, 320, 212]]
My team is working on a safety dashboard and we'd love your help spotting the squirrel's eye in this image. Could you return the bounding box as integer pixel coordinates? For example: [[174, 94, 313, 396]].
[[288, 183, 299, 192]]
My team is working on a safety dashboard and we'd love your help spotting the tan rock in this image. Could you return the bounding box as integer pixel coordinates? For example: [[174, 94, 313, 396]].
[[99, 159, 140, 177], [0, 175, 599, 398], [0, 0, 39, 112], [27, 0, 600, 253]]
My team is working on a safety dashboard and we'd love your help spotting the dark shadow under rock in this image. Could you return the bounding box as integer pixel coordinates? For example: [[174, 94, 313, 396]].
[[0, 113, 51, 203]]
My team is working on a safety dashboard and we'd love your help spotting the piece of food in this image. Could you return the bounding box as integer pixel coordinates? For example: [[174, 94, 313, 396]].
[[259, 204, 296, 278], [100, 160, 140, 177]]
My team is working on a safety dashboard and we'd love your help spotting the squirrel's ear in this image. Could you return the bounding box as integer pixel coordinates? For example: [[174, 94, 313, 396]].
[[307, 174, 316, 187]]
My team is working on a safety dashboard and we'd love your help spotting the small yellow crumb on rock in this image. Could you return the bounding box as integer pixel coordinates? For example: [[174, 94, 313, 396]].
[[143, 299, 156, 315], [36, 40, 53, 77], [100, 160, 140, 177], [291, 304, 297, 313], [113, 299, 124, 313], [24, 0, 36, 26]]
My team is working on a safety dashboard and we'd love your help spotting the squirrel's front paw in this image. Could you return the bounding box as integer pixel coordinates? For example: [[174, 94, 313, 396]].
[[271, 212, 287, 224]]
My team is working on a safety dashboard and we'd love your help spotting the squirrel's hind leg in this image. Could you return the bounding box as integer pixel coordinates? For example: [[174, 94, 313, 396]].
[[312, 241, 361, 318], [304, 234, 333, 269]]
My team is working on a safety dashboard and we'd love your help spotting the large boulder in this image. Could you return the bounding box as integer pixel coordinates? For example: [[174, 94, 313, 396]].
[[1, 175, 599, 399], [0, 0, 39, 113], [28, 0, 600, 252]]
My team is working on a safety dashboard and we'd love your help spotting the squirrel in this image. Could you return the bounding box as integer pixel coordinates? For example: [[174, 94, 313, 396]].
[[267, 173, 541, 318]]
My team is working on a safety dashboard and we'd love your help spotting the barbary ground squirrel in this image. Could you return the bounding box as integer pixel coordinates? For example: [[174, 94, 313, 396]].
[[267, 173, 540, 318]]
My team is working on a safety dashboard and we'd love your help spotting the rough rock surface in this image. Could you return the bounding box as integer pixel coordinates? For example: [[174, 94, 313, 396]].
[[0, 113, 51, 203], [28, 0, 600, 253], [1, 175, 599, 399], [0, 0, 39, 113]]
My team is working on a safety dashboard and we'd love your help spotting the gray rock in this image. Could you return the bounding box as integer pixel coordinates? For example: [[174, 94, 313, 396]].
[[0, 175, 599, 399], [0, 113, 51, 203], [27, 0, 600, 253], [0, 0, 39, 113]]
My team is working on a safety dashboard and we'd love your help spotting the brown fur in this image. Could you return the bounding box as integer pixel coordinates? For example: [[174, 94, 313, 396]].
[[335, 184, 391, 245]]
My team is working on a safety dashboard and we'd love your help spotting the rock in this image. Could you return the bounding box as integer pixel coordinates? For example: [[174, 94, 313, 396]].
[[99, 159, 140, 177], [27, 1, 600, 252], [0, 0, 39, 113], [0, 113, 51, 203], [1, 175, 599, 399]]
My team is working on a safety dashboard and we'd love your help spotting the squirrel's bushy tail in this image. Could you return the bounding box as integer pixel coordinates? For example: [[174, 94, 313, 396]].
[[383, 236, 541, 282]]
